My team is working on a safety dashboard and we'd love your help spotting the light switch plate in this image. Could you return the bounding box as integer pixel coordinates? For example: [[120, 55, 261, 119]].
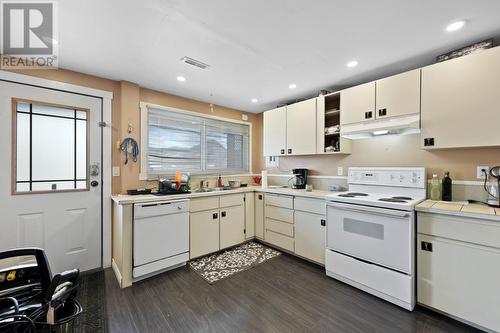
[[242, 114, 248, 121], [112, 166, 120, 177], [477, 166, 489, 179], [337, 167, 344, 176]]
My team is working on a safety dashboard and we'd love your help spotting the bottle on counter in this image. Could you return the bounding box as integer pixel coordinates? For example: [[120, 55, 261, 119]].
[[430, 174, 441, 201], [442, 171, 452, 201], [217, 174, 223, 188]]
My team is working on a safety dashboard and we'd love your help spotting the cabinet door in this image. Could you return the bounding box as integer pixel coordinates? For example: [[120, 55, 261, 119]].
[[244, 193, 255, 239], [376, 69, 420, 119], [263, 107, 287, 156], [286, 98, 316, 155], [340, 81, 376, 125], [220, 205, 245, 249], [421, 47, 500, 149], [418, 234, 500, 332], [255, 193, 264, 239], [190, 209, 220, 259], [295, 211, 325, 264]]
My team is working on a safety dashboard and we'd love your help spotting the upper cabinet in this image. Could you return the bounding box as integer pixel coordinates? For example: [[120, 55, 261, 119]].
[[263, 98, 317, 156], [340, 82, 376, 125], [421, 47, 500, 149], [376, 69, 421, 119], [340, 70, 421, 126], [316, 93, 351, 154], [263, 106, 287, 156], [286, 99, 317, 155]]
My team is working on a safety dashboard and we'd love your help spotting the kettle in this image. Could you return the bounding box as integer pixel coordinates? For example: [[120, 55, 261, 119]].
[[485, 166, 500, 207]]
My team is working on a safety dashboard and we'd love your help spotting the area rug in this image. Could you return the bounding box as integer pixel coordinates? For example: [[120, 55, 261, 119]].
[[72, 270, 108, 333], [189, 242, 281, 284]]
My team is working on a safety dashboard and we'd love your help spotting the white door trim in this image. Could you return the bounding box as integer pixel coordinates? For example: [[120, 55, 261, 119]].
[[0, 70, 113, 269]]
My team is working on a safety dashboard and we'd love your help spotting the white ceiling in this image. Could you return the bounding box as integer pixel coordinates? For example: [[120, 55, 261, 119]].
[[58, 0, 500, 113]]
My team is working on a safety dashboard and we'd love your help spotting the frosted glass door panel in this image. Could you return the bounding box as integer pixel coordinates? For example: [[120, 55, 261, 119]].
[[32, 115, 75, 181], [16, 113, 30, 181]]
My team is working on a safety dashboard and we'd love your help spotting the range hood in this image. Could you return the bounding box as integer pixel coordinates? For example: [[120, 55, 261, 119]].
[[340, 113, 420, 139]]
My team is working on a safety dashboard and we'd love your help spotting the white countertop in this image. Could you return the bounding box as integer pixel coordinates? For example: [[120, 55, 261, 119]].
[[416, 200, 500, 222], [111, 186, 338, 205]]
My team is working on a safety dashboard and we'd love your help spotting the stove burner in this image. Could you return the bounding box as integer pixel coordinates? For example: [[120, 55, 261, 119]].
[[379, 198, 407, 203], [338, 192, 369, 198], [392, 196, 413, 200]]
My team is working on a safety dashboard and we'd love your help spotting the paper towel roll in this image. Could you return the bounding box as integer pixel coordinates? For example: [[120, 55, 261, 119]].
[[261, 170, 268, 189]]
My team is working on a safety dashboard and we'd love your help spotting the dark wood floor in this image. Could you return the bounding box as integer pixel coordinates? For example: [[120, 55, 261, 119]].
[[104, 253, 480, 333]]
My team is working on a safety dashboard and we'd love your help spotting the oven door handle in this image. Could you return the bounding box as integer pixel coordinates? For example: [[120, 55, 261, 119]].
[[327, 202, 411, 218]]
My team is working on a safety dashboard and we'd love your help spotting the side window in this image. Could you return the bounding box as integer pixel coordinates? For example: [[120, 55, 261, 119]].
[[13, 99, 89, 194]]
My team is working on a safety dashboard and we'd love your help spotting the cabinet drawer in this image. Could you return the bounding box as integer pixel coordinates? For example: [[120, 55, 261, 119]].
[[266, 218, 294, 237], [265, 205, 294, 224], [418, 212, 500, 249], [190, 196, 219, 212], [265, 194, 293, 209], [294, 197, 326, 215], [265, 230, 294, 252], [220, 193, 244, 208]]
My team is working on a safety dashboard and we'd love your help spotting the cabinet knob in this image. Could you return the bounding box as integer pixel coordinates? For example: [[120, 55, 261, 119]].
[[213, 213, 218, 219], [288, 148, 292, 154], [320, 219, 326, 226], [365, 111, 372, 119], [421, 241, 433, 252], [221, 211, 226, 218], [280, 149, 285, 155], [424, 138, 435, 147], [258, 194, 263, 200]]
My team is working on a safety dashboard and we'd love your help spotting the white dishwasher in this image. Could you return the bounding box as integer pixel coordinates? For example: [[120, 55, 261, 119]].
[[133, 199, 190, 279]]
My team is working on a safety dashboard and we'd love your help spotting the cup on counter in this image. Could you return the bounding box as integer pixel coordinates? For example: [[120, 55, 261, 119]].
[[305, 184, 313, 192]]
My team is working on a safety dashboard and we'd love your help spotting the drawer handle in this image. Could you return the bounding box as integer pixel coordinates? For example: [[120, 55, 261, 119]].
[[213, 213, 218, 219], [280, 149, 285, 155], [258, 194, 263, 200], [320, 219, 326, 226], [421, 241, 433, 252]]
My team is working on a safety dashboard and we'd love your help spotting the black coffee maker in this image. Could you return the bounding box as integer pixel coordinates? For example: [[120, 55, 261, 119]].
[[292, 169, 308, 189]]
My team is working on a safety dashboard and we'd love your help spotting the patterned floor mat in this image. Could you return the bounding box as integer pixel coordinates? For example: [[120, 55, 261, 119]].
[[189, 242, 281, 284]]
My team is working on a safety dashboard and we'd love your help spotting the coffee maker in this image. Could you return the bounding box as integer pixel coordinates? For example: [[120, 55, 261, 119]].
[[292, 169, 308, 189]]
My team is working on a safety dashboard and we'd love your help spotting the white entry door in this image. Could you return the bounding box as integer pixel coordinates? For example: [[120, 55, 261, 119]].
[[0, 80, 102, 274]]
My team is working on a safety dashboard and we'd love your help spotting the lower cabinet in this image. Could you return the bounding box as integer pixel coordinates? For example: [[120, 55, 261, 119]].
[[255, 193, 265, 239], [190, 209, 220, 259], [417, 212, 500, 332], [295, 211, 326, 264], [220, 205, 245, 249], [264, 194, 295, 251]]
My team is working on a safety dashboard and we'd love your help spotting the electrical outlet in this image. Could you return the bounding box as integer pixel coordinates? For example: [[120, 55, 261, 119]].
[[337, 167, 344, 176], [477, 166, 489, 179]]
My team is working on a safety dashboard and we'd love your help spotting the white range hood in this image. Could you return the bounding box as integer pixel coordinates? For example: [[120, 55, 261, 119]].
[[340, 113, 420, 139]]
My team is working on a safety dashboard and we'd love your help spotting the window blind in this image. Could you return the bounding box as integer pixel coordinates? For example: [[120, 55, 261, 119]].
[[146, 107, 250, 176]]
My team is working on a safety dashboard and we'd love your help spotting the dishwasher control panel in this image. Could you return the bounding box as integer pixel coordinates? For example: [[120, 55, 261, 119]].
[[134, 200, 190, 219]]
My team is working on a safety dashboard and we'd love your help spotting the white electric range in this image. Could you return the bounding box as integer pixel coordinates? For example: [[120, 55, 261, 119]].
[[325, 167, 426, 311]]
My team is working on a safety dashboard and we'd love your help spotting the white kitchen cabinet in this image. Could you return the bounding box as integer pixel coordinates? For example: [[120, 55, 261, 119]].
[[255, 193, 264, 239], [190, 209, 220, 259], [286, 98, 317, 155], [375, 69, 420, 119], [417, 212, 500, 332], [340, 81, 376, 125], [264, 194, 294, 251], [294, 197, 326, 264], [263, 106, 287, 156], [316, 94, 351, 154], [244, 193, 255, 239], [220, 205, 245, 249], [421, 46, 500, 149]]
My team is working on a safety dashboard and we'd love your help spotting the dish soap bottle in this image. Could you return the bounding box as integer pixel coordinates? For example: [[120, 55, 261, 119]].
[[442, 171, 452, 201], [217, 174, 223, 188], [430, 174, 441, 201]]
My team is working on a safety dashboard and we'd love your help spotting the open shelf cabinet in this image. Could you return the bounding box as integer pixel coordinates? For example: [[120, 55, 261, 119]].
[[316, 92, 351, 154]]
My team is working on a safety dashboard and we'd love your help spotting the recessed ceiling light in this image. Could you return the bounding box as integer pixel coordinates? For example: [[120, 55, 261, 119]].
[[347, 60, 358, 68], [176, 76, 186, 82], [289, 84, 297, 89], [251, 98, 258, 103], [446, 20, 466, 32]]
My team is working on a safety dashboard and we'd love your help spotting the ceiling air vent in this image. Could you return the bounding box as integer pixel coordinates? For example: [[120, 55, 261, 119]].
[[180, 56, 210, 69]]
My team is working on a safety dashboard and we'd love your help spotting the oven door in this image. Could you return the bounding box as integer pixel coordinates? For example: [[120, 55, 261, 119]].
[[326, 201, 413, 274]]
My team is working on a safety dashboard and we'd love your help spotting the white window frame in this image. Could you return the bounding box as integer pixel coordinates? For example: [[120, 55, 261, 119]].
[[139, 102, 252, 180]]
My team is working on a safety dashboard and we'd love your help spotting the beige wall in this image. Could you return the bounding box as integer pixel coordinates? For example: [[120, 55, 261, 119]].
[[265, 134, 500, 180], [6, 68, 262, 194]]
